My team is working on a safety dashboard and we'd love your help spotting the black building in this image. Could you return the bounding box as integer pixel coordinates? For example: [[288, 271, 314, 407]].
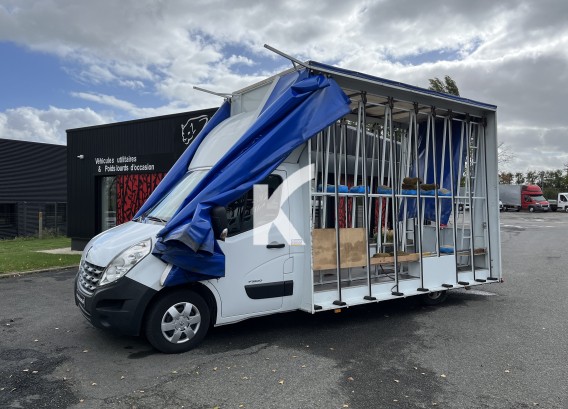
[[66, 108, 217, 250], [0, 139, 67, 239]]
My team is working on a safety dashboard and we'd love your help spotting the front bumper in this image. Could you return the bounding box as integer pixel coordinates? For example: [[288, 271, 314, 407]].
[[75, 273, 157, 336]]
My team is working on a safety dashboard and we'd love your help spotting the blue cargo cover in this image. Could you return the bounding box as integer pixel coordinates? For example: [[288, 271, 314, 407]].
[[135, 69, 351, 285]]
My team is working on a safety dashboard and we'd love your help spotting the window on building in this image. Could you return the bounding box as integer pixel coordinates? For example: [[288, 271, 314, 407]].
[[226, 175, 283, 237], [100, 176, 117, 232], [0, 203, 16, 226]]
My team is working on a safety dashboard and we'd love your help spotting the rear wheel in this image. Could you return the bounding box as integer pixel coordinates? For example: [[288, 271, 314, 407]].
[[145, 289, 210, 353], [420, 291, 448, 306]]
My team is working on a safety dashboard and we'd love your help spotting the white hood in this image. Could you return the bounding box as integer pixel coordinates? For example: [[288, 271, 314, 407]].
[[84, 221, 163, 267]]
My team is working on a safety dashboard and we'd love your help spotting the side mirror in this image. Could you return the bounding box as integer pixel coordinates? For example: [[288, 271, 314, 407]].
[[210, 206, 228, 241]]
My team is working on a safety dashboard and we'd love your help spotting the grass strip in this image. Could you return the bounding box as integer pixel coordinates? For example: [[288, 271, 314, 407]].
[[0, 236, 81, 274]]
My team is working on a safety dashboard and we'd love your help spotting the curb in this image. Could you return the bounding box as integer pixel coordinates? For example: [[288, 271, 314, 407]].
[[0, 265, 79, 280]]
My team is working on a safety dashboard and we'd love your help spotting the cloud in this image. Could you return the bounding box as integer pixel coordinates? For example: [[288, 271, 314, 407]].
[[0, 0, 567, 172], [0, 106, 112, 145], [70, 91, 218, 119]]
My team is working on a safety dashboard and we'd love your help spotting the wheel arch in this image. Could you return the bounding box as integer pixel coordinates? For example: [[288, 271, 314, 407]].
[[142, 282, 219, 333]]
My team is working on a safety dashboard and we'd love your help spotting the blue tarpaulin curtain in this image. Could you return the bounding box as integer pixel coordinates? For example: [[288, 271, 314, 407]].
[[404, 120, 465, 225], [137, 69, 351, 286], [134, 102, 232, 219]]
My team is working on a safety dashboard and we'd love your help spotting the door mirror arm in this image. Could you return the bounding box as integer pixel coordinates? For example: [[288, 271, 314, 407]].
[[211, 206, 228, 241]]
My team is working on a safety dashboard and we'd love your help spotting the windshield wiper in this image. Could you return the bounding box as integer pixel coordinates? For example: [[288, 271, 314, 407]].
[[146, 215, 168, 223]]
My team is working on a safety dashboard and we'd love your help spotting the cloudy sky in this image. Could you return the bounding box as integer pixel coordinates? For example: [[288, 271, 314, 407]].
[[1, 0, 567, 173]]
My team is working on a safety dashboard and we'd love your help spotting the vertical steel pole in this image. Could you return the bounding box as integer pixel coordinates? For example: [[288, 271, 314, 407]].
[[351, 103, 363, 227], [413, 106, 427, 292], [342, 121, 348, 227], [466, 117, 476, 280], [387, 98, 402, 296], [332, 125, 346, 306], [430, 109, 441, 257], [360, 94, 374, 300], [446, 114, 462, 284]]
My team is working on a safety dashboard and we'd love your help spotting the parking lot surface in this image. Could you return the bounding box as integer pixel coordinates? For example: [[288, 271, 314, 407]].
[[1, 210, 567, 408]]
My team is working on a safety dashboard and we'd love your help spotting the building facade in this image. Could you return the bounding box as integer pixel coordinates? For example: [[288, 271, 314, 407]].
[[0, 139, 67, 239], [66, 108, 217, 250]]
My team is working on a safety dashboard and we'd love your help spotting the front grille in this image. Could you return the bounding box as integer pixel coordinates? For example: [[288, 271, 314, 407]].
[[78, 260, 105, 294]]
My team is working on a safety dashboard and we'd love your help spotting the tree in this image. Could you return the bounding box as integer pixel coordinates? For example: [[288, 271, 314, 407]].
[[499, 172, 513, 184], [497, 142, 515, 168], [525, 170, 538, 184], [514, 172, 525, 184], [428, 75, 460, 96]]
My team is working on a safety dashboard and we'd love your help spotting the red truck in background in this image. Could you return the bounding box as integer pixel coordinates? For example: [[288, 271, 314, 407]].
[[498, 184, 550, 212]]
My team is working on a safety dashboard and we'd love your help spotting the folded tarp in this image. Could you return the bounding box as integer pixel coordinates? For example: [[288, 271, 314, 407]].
[[136, 69, 351, 286], [317, 185, 349, 193], [349, 186, 369, 193]]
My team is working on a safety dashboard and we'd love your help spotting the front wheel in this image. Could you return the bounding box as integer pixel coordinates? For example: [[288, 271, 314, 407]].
[[529, 206, 535, 213], [420, 291, 448, 306], [145, 289, 210, 353]]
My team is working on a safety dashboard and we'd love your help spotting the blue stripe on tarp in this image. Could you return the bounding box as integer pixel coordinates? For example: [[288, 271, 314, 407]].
[[151, 69, 351, 286]]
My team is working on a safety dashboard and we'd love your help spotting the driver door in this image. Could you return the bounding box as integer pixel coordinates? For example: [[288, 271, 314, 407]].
[[216, 170, 290, 317]]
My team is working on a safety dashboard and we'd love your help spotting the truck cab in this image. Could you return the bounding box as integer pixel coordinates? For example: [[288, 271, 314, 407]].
[[521, 185, 549, 212]]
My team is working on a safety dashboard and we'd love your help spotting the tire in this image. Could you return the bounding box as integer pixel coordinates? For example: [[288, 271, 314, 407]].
[[420, 290, 448, 306], [529, 206, 535, 213], [145, 289, 210, 353], [565, 207, 568, 213], [516, 206, 521, 212]]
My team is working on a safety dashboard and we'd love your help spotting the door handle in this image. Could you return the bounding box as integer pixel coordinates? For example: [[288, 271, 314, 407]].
[[266, 242, 285, 249]]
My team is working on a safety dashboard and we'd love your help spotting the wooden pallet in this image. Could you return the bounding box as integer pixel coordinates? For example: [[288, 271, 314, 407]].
[[312, 228, 420, 270]]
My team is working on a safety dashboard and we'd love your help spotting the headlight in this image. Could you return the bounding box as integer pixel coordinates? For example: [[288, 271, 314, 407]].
[[99, 239, 152, 286]]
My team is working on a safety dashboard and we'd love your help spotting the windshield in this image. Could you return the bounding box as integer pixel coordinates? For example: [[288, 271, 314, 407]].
[[146, 170, 207, 222], [531, 195, 546, 202]]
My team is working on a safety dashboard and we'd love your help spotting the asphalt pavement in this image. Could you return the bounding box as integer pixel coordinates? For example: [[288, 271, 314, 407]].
[[1, 210, 567, 408]]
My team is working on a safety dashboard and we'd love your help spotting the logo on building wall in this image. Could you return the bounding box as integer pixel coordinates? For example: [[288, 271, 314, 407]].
[[181, 115, 209, 145]]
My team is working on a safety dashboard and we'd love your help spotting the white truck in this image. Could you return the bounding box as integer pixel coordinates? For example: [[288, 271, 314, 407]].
[[554, 192, 568, 212], [75, 46, 502, 353]]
